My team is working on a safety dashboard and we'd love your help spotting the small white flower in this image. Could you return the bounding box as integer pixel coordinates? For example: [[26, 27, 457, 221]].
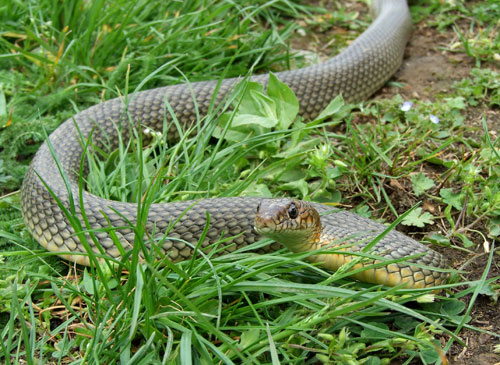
[[430, 114, 440, 124], [400, 101, 413, 112]]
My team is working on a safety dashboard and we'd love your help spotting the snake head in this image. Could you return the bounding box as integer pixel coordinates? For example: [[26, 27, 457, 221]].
[[254, 199, 322, 252]]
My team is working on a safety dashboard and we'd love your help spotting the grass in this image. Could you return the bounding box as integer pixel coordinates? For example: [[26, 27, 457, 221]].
[[0, 0, 499, 363]]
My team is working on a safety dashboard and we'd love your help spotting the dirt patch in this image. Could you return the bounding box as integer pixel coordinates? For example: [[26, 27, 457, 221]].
[[383, 24, 473, 101]]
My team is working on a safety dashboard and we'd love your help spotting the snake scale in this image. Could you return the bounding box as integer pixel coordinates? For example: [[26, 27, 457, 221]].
[[20, 0, 449, 288]]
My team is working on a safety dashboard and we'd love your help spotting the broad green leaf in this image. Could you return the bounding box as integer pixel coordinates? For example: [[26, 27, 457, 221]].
[[314, 189, 341, 203], [401, 208, 435, 227], [274, 138, 320, 158], [441, 300, 465, 316], [267, 73, 299, 130], [361, 322, 390, 339], [231, 113, 277, 129], [394, 316, 419, 332], [278, 178, 309, 197], [477, 282, 499, 303], [232, 89, 277, 128], [420, 346, 441, 364], [354, 205, 372, 219], [456, 233, 474, 248], [212, 113, 255, 142], [214, 77, 301, 143], [487, 218, 500, 237], [411, 173, 435, 196], [315, 94, 345, 121], [426, 233, 450, 246], [326, 167, 343, 179], [277, 169, 306, 183], [445, 96, 467, 109], [236, 82, 265, 112], [439, 188, 464, 210], [243, 183, 272, 197]]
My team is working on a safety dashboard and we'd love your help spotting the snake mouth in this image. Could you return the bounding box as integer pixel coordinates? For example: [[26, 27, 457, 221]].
[[254, 216, 276, 235]]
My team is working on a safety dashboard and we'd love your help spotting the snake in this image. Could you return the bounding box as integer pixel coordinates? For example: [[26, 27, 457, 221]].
[[20, 0, 449, 288]]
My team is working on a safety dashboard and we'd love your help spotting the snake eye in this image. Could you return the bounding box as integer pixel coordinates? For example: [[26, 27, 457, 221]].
[[288, 203, 298, 219]]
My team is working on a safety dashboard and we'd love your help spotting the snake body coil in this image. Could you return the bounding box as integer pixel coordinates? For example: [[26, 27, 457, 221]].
[[20, 0, 449, 288]]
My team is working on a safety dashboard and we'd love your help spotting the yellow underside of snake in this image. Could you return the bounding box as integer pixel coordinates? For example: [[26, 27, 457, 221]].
[[20, 0, 449, 289]]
